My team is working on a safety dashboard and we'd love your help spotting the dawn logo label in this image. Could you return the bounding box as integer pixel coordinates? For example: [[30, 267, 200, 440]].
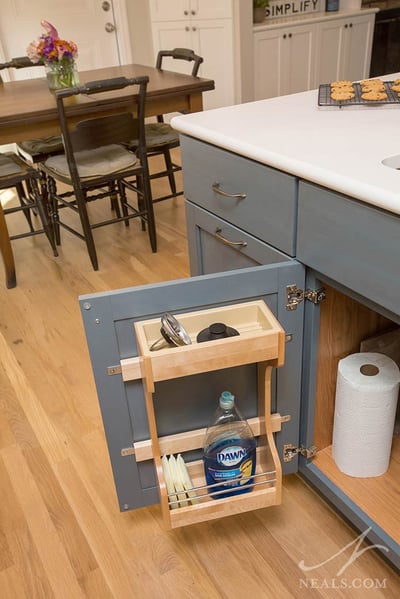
[[217, 446, 247, 466]]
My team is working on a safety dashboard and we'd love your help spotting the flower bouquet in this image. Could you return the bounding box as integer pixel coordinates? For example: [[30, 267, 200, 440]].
[[27, 20, 79, 90]]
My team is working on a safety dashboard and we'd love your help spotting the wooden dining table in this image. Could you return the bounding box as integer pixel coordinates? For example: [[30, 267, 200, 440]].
[[0, 63, 215, 145]]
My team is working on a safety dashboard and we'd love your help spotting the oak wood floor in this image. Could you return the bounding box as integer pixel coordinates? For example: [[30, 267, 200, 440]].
[[0, 154, 399, 598]]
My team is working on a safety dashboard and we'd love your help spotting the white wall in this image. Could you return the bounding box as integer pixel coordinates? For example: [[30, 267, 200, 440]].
[[126, 0, 155, 66]]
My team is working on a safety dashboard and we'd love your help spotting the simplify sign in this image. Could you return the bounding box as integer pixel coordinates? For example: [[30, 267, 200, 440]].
[[266, 0, 322, 19]]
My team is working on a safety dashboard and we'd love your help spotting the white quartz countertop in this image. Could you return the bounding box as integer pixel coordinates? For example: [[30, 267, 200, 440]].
[[171, 76, 400, 217]]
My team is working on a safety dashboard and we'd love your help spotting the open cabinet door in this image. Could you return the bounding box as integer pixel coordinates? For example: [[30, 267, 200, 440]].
[[79, 261, 305, 513]]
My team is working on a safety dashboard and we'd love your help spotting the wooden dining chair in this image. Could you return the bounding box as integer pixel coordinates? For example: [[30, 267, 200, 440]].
[[0, 201, 16, 289], [39, 76, 157, 271], [0, 152, 58, 287], [0, 59, 65, 169], [0, 57, 65, 218], [129, 48, 203, 203]]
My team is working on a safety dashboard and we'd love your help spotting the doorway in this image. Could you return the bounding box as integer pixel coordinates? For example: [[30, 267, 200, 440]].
[[0, 0, 132, 80]]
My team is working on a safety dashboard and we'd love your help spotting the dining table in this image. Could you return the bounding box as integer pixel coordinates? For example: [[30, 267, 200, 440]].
[[0, 63, 215, 145]]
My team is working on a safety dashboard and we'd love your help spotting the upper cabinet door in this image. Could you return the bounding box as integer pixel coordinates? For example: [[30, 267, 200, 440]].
[[314, 13, 375, 85], [314, 19, 343, 86], [254, 24, 316, 100], [190, 0, 233, 19], [341, 14, 374, 82], [281, 24, 316, 96], [149, 0, 232, 21], [149, 0, 191, 21], [79, 261, 305, 512]]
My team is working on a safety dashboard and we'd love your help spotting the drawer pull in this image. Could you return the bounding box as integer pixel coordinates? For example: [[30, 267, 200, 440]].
[[212, 182, 246, 200], [215, 227, 247, 248]]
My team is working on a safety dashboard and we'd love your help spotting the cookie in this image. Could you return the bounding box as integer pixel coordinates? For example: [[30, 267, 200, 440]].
[[331, 90, 355, 101], [360, 78, 383, 86], [391, 84, 400, 92], [331, 86, 354, 94], [361, 91, 387, 101], [393, 79, 400, 85], [362, 85, 386, 94], [331, 80, 353, 88]]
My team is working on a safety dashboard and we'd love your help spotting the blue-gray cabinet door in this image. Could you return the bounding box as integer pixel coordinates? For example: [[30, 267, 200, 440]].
[[79, 261, 305, 512]]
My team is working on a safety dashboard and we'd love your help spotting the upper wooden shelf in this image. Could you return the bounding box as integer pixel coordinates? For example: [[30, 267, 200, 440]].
[[120, 300, 285, 390]]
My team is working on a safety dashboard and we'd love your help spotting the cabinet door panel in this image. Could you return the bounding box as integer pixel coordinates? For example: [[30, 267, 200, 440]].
[[150, 17, 234, 109], [254, 24, 315, 99], [342, 16, 374, 82], [151, 22, 192, 71], [79, 262, 305, 511], [315, 14, 375, 85], [314, 20, 343, 86], [150, 0, 232, 22], [283, 26, 315, 95], [254, 29, 282, 99], [194, 19, 234, 110], [149, 0, 190, 21], [297, 181, 400, 315], [191, 0, 232, 19], [186, 200, 292, 275]]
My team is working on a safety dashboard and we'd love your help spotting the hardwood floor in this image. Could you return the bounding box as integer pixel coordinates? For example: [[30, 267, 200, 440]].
[[0, 154, 399, 598]]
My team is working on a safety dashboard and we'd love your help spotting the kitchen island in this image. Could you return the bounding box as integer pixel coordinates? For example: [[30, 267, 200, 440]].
[[172, 75, 400, 215], [171, 81, 400, 569]]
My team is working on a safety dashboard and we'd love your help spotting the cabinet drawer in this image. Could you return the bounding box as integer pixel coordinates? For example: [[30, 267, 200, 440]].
[[181, 136, 298, 256], [297, 181, 400, 315], [186, 200, 292, 275]]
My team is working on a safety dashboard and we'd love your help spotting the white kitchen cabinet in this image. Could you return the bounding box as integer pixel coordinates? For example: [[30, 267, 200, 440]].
[[149, 0, 234, 110], [314, 13, 375, 85], [254, 23, 316, 100], [149, 0, 232, 21], [254, 10, 376, 100]]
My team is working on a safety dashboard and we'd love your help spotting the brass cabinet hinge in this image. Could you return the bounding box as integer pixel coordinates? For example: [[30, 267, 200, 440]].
[[107, 364, 122, 376], [283, 443, 317, 462], [286, 285, 326, 310], [121, 446, 135, 457]]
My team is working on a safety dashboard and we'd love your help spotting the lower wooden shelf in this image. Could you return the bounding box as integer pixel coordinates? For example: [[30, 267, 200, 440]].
[[161, 446, 282, 529], [313, 437, 400, 545]]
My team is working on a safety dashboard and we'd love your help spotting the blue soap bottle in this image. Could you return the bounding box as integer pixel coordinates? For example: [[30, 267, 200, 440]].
[[203, 391, 257, 500]]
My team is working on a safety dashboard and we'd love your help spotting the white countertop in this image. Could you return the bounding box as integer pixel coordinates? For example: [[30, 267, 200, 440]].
[[171, 76, 400, 217]]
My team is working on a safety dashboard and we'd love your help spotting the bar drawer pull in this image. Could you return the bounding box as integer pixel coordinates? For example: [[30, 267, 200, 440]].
[[212, 182, 246, 200], [215, 227, 247, 247]]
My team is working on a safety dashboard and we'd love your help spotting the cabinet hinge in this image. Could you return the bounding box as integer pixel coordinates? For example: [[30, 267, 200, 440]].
[[286, 285, 326, 310], [107, 365, 122, 375], [283, 444, 317, 462], [121, 446, 135, 457]]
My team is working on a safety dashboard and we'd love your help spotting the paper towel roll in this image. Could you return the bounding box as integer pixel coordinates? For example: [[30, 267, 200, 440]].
[[332, 352, 400, 478]]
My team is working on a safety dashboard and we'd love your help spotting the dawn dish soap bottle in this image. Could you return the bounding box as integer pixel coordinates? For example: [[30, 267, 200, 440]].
[[203, 391, 257, 500]]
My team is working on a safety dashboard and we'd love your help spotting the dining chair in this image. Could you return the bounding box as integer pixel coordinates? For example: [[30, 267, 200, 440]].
[[129, 48, 203, 203], [0, 201, 16, 289], [39, 76, 157, 271], [0, 57, 65, 217], [0, 152, 58, 288], [0, 59, 65, 168]]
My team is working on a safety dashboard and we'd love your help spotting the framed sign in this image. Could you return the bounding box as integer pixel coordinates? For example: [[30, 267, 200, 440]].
[[265, 0, 323, 20]]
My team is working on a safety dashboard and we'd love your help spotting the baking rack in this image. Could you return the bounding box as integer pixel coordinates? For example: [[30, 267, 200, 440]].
[[318, 81, 400, 107]]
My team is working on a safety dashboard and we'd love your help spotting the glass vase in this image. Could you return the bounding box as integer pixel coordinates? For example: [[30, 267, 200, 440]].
[[45, 60, 79, 90]]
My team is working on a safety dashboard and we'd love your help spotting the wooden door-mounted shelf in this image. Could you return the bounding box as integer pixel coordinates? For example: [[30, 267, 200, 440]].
[[122, 300, 286, 529]]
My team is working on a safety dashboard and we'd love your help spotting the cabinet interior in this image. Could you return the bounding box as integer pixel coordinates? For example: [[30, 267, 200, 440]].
[[312, 285, 399, 543]]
